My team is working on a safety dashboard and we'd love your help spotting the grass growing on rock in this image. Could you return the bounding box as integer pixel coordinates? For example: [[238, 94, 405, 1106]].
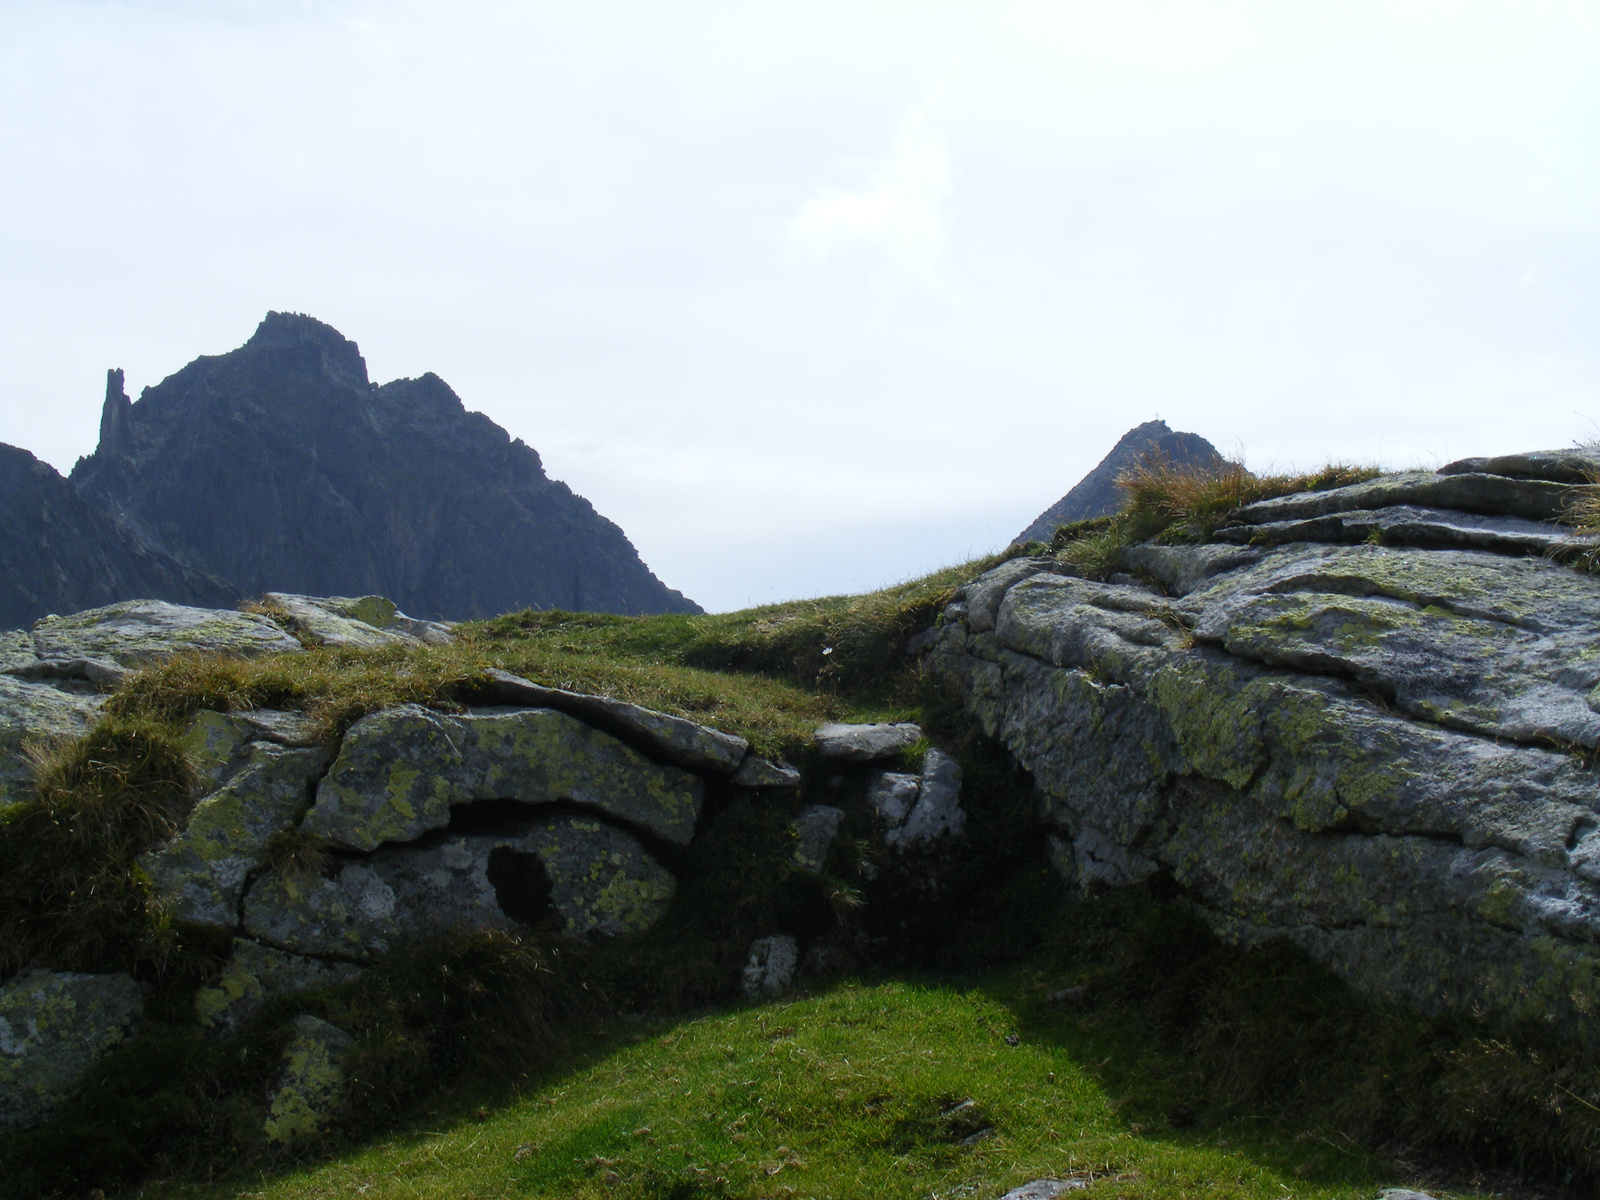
[[1050, 457, 1382, 579]]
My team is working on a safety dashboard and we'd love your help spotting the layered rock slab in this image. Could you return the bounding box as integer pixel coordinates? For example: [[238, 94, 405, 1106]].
[[924, 548, 1600, 1026], [302, 703, 703, 850]]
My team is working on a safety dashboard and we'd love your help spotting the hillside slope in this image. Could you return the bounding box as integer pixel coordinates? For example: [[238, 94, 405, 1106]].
[[71, 313, 699, 620], [0, 438, 233, 629]]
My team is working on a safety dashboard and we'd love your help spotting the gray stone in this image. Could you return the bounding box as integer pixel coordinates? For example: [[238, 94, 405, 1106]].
[[1120, 543, 1263, 596], [791, 805, 846, 872], [194, 939, 361, 1040], [243, 813, 675, 958], [966, 557, 1052, 633], [0, 970, 143, 1132], [3, 656, 130, 687], [263, 1015, 354, 1145], [301, 703, 703, 851], [731, 754, 802, 789], [144, 742, 332, 928], [31, 600, 302, 665], [1211, 504, 1588, 557], [742, 935, 799, 999], [1232, 470, 1574, 525], [262, 593, 454, 648], [814, 721, 923, 761], [868, 771, 921, 827], [1375, 1191, 1438, 1200], [885, 749, 965, 852], [0, 674, 102, 809], [1438, 449, 1600, 484], [480, 669, 749, 774], [922, 540, 1600, 1028], [1000, 1182, 1086, 1199], [181, 708, 325, 790]]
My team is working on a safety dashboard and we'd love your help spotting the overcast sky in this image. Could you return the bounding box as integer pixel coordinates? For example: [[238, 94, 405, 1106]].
[[2, 2, 1596, 612]]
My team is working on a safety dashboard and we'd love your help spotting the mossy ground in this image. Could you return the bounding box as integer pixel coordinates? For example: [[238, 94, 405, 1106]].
[[2, 543, 1596, 1197]]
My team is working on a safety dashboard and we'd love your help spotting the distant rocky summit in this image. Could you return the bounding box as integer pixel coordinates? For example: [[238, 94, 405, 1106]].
[[1014, 419, 1223, 545], [929, 448, 1600, 1027], [0, 312, 698, 629]]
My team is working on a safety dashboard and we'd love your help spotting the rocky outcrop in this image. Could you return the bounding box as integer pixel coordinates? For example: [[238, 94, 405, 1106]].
[[925, 449, 1600, 1028], [0, 971, 143, 1132], [69, 312, 700, 619], [301, 703, 704, 850], [1014, 419, 1224, 546], [0, 432, 234, 632]]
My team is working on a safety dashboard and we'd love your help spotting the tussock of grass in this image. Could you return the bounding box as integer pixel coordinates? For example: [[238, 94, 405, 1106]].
[[0, 718, 196, 977], [1052, 457, 1383, 580]]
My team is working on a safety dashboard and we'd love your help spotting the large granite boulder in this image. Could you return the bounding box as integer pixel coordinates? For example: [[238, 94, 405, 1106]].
[[924, 453, 1600, 1029], [243, 813, 675, 958], [301, 704, 703, 851], [0, 970, 143, 1132], [30, 600, 302, 665], [261, 593, 453, 648]]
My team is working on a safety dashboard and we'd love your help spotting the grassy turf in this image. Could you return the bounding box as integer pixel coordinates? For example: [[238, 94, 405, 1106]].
[[148, 977, 1433, 1200]]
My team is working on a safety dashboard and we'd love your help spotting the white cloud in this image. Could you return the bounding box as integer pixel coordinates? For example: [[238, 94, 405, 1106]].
[[789, 97, 951, 291]]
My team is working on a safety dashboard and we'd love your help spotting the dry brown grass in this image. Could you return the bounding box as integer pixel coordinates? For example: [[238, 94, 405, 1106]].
[[1052, 454, 1383, 579]]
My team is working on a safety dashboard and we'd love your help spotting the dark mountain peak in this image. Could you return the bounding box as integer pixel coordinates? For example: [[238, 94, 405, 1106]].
[[1014, 418, 1224, 545], [66, 314, 699, 619], [244, 311, 370, 390]]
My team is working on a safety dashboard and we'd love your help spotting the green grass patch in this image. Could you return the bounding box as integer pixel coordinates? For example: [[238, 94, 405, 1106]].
[[138, 978, 1413, 1200]]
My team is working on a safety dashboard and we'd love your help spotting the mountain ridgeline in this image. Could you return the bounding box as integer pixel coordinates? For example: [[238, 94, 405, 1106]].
[[0, 313, 699, 628]]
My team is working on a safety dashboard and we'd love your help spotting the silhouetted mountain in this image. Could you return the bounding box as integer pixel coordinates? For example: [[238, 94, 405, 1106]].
[[0, 438, 234, 630], [1013, 419, 1224, 545], [70, 313, 700, 619]]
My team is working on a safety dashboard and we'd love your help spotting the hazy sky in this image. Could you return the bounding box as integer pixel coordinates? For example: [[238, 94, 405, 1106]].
[[2, 2, 1596, 612]]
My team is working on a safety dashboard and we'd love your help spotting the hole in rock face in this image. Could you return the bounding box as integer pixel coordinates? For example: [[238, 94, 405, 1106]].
[[486, 847, 556, 926]]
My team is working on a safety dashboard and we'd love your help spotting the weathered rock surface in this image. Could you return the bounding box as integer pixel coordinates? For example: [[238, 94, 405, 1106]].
[[742, 935, 799, 999], [194, 939, 361, 1040], [999, 1182, 1086, 1200], [244, 812, 675, 958], [263, 593, 453, 648], [0, 970, 143, 1132], [732, 754, 802, 789], [144, 742, 331, 928], [181, 708, 325, 789], [868, 771, 921, 827], [1213, 504, 1591, 557], [885, 749, 965, 853], [262, 1015, 353, 1145], [70, 312, 701, 618], [925, 456, 1600, 1027], [791, 805, 846, 872], [302, 703, 703, 851], [32, 600, 302, 665], [481, 668, 749, 774], [815, 722, 923, 761]]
